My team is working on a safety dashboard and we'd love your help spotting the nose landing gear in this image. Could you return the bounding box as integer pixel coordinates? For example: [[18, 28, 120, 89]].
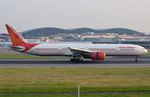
[[135, 56, 138, 62]]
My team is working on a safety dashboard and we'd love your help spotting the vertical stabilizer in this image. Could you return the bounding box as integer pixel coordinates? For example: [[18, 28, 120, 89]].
[[5, 24, 37, 51]]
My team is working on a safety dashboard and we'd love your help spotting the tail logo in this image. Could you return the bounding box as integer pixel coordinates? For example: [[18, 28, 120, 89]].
[[5, 24, 38, 52]]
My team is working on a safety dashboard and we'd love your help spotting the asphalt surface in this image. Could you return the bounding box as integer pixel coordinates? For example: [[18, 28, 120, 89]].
[[0, 57, 149, 67]]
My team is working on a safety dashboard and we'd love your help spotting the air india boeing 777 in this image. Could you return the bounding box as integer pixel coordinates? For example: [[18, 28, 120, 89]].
[[5, 24, 148, 62]]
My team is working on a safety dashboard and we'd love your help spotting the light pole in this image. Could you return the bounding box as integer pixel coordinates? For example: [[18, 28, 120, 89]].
[[78, 84, 80, 97]]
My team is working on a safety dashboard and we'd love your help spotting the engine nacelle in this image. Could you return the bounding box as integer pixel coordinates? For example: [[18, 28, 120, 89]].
[[91, 52, 106, 61]]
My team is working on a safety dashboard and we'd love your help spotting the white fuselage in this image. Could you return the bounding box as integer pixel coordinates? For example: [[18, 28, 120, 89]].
[[26, 43, 148, 56]]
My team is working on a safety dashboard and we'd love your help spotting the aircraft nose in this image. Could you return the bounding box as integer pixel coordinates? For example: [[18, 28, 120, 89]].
[[144, 49, 148, 54]]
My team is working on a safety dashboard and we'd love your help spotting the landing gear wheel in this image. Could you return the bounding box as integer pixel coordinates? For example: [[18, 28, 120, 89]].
[[70, 58, 83, 62]]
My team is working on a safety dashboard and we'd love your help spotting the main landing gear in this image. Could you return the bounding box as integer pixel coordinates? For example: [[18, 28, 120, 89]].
[[70, 53, 84, 62], [70, 57, 83, 62], [70, 58, 80, 62]]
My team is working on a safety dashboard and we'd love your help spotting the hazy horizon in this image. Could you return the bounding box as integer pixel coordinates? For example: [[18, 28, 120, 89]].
[[0, 0, 150, 34]]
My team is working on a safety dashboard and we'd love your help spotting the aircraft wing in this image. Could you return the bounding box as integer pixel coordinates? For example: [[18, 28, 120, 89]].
[[68, 47, 92, 55]]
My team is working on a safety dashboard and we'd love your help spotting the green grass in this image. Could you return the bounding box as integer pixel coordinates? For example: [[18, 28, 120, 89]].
[[0, 54, 67, 59], [0, 67, 150, 97], [0, 94, 150, 97], [81, 94, 150, 97], [0, 67, 149, 93], [0, 94, 74, 97]]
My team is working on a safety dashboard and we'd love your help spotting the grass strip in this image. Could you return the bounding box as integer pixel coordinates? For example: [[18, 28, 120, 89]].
[[0, 54, 68, 59], [0, 93, 150, 97], [0, 67, 149, 93]]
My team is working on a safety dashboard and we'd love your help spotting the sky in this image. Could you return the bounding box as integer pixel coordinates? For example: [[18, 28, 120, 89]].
[[0, 0, 150, 34]]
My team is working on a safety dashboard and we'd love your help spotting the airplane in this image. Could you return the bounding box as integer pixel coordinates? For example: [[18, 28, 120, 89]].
[[5, 24, 148, 62]]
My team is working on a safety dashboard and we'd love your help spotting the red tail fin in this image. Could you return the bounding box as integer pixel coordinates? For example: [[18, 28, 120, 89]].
[[5, 24, 37, 51]]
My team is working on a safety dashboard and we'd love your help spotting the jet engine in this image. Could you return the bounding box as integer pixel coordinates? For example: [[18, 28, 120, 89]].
[[91, 52, 106, 61]]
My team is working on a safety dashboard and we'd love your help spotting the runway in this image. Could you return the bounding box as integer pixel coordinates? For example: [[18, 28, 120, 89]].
[[0, 57, 149, 67]]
